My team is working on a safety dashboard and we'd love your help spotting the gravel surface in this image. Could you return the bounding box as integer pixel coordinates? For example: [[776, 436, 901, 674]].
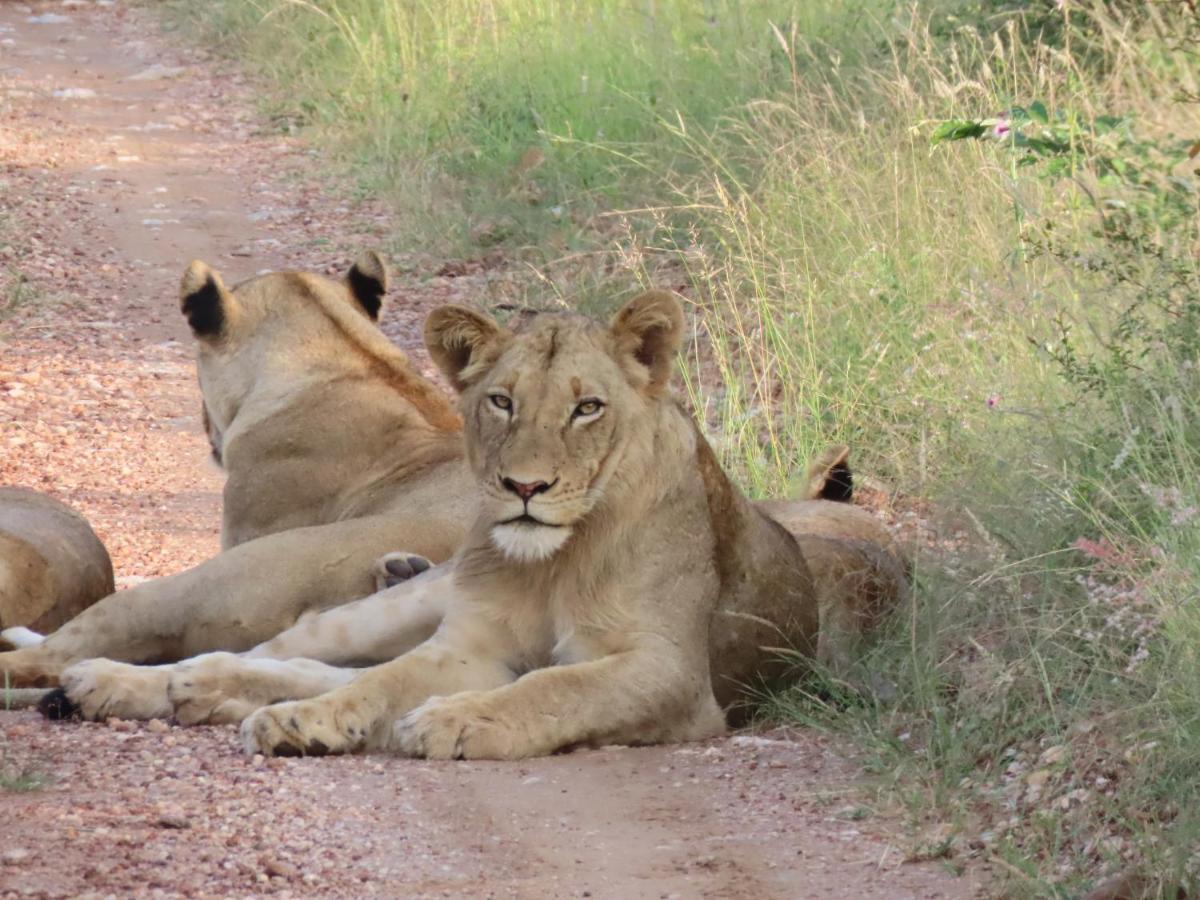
[[1, 712, 981, 899], [0, 3, 985, 897]]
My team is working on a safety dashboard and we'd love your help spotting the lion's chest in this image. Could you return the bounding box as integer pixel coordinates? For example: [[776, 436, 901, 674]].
[[494, 579, 631, 672]]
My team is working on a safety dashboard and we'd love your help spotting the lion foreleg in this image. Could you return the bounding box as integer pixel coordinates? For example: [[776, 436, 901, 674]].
[[240, 614, 517, 757], [396, 638, 725, 760], [168, 653, 359, 725]]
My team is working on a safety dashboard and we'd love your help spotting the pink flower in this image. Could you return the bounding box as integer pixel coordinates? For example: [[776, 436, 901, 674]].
[[993, 118, 1011, 139], [986, 393, 1002, 408], [1072, 537, 1137, 570]]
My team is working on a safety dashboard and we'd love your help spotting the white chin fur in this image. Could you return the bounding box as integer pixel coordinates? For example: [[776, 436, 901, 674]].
[[490, 523, 571, 562], [1, 626, 45, 649]]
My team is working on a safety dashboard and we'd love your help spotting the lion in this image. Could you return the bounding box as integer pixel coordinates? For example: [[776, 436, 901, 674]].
[[0, 252, 477, 690], [50, 291, 906, 757], [0, 488, 114, 639]]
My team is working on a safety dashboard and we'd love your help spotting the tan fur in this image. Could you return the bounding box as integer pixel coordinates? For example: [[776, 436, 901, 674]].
[[0, 488, 113, 634], [0, 254, 477, 688], [221, 291, 909, 760]]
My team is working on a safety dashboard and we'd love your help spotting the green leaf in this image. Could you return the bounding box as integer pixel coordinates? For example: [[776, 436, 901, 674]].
[[1044, 158, 1070, 178], [930, 119, 988, 145], [1029, 101, 1049, 124]]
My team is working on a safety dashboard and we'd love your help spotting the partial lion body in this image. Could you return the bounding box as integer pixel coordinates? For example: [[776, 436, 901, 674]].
[[0, 488, 114, 635], [0, 255, 475, 688]]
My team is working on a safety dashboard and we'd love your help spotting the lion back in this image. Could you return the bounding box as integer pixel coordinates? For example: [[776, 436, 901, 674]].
[[759, 468, 910, 671]]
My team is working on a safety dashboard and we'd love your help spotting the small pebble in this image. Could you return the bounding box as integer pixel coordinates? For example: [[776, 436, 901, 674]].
[[156, 813, 191, 830]]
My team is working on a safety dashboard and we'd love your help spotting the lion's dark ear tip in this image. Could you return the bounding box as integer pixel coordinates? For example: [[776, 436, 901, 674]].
[[181, 272, 225, 337], [807, 445, 853, 503], [347, 252, 389, 320], [817, 460, 854, 502], [180, 259, 215, 300]]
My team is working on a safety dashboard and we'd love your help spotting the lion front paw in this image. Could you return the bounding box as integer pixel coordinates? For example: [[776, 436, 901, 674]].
[[55, 659, 172, 721], [168, 653, 258, 726], [373, 551, 433, 593], [239, 697, 373, 758], [394, 693, 525, 760]]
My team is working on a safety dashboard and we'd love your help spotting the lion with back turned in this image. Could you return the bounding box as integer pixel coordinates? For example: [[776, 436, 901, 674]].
[[55, 289, 908, 756], [0, 251, 476, 693]]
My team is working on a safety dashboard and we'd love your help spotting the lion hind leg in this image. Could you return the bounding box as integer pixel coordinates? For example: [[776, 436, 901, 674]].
[[812, 541, 909, 676], [168, 653, 358, 726]]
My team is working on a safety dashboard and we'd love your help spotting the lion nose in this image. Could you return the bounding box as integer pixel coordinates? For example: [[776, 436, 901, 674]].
[[501, 477, 553, 502]]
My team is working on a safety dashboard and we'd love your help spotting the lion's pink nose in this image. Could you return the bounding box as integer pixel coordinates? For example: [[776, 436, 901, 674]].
[[501, 477, 552, 502]]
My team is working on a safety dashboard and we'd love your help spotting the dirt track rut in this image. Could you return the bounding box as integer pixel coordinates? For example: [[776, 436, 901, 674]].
[[0, 3, 982, 897]]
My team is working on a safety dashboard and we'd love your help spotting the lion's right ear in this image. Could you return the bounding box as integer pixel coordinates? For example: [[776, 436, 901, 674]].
[[424, 305, 510, 391], [180, 261, 235, 339]]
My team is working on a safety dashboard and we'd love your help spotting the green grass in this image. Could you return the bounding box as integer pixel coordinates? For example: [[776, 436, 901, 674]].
[[0, 760, 48, 794], [163, 0, 901, 252], [0, 200, 39, 323], [163, 0, 1200, 894], [2, 678, 48, 793]]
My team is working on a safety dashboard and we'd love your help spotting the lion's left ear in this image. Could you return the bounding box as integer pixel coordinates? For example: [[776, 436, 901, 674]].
[[609, 290, 685, 396], [424, 305, 510, 392]]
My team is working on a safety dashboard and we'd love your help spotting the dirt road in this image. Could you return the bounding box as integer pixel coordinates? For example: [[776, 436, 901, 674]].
[[0, 3, 981, 897]]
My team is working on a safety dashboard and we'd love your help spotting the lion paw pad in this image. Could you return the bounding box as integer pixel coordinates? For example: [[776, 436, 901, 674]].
[[374, 552, 432, 591]]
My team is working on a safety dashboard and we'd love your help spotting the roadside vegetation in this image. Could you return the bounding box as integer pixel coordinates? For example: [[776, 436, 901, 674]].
[[2, 680, 47, 792], [164, 1, 1200, 894]]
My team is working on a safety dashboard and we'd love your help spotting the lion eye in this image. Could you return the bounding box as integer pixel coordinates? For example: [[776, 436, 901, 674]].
[[572, 399, 604, 420], [489, 393, 513, 412]]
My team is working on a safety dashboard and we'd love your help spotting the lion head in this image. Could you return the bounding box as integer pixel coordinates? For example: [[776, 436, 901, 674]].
[[425, 291, 685, 562], [179, 252, 391, 465]]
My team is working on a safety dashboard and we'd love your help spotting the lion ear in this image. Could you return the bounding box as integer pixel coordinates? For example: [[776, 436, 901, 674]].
[[804, 444, 853, 502], [345, 251, 388, 321], [180, 260, 236, 339], [424, 305, 509, 391], [609, 290, 685, 396]]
